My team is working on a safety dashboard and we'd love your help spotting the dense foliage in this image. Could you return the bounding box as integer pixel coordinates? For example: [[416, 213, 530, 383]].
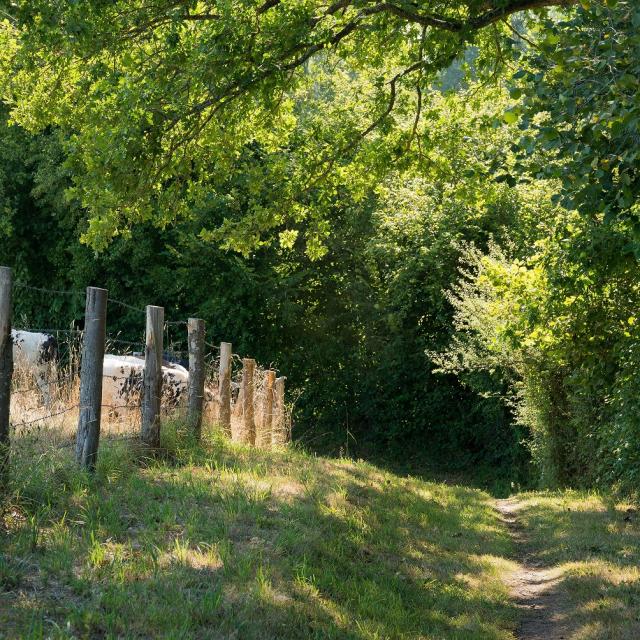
[[437, 2, 640, 491], [0, 84, 536, 482], [438, 205, 640, 491], [2, 1, 640, 492], [514, 1, 640, 230]]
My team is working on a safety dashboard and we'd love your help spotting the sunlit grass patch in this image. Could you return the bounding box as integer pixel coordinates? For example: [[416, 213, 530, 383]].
[[1, 423, 518, 639], [513, 491, 640, 640]]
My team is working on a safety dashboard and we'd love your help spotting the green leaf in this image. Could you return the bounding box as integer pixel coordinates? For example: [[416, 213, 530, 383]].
[[503, 110, 519, 125]]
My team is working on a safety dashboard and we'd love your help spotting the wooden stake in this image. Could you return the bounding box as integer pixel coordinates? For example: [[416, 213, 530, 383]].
[[187, 318, 205, 439], [75, 287, 107, 470], [141, 305, 164, 449], [272, 376, 288, 445], [240, 358, 256, 445], [233, 386, 244, 419], [218, 342, 232, 437], [0, 267, 12, 486], [257, 370, 276, 448]]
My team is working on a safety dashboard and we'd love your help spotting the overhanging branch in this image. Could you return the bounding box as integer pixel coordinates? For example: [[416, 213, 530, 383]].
[[365, 0, 578, 32]]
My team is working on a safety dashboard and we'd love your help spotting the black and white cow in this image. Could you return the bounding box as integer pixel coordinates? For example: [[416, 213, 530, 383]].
[[102, 354, 190, 411], [12, 329, 58, 405]]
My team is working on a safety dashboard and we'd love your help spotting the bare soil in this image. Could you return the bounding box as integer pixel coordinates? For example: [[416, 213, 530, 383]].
[[496, 498, 571, 640]]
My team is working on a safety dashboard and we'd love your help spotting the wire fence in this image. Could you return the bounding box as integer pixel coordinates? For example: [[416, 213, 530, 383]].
[[5, 278, 292, 465]]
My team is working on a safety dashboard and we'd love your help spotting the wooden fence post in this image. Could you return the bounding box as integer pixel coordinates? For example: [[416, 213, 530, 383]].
[[187, 318, 205, 439], [0, 267, 13, 486], [141, 305, 164, 449], [231, 383, 243, 444], [257, 370, 276, 448], [240, 358, 256, 445], [272, 376, 288, 446], [75, 286, 108, 471], [218, 342, 232, 437]]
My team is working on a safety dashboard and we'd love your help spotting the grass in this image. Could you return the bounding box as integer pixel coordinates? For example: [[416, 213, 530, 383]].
[[1, 423, 518, 640], [5, 424, 639, 640], [512, 491, 640, 639]]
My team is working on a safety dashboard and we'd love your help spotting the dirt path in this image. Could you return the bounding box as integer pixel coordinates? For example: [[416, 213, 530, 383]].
[[495, 498, 571, 640]]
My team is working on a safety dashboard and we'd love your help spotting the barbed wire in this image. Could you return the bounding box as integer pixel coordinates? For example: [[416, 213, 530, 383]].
[[13, 284, 227, 349], [106, 336, 145, 348], [14, 281, 147, 336], [11, 372, 78, 395], [11, 399, 173, 429], [14, 282, 83, 297], [102, 373, 142, 381], [13, 432, 141, 451], [14, 282, 224, 337], [107, 297, 146, 314], [11, 404, 80, 428], [102, 404, 141, 411], [15, 282, 148, 316]]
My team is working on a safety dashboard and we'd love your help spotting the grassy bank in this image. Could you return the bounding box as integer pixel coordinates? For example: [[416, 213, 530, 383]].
[[1, 425, 517, 639], [512, 492, 640, 639]]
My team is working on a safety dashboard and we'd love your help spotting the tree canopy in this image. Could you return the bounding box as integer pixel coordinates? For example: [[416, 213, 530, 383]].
[[2, 0, 640, 491], [1, 0, 574, 252]]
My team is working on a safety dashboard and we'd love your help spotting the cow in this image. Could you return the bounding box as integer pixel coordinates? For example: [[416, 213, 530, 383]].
[[131, 351, 189, 369], [102, 354, 190, 412], [163, 352, 189, 369], [11, 329, 58, 405]]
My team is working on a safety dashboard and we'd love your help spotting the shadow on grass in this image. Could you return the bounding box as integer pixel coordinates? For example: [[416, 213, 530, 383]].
[[512, 493, 640, 640], [1, 431, 518, 639], [309, 441, 534, 500]]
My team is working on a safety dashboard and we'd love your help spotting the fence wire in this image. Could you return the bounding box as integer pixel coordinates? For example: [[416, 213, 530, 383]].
[[11, 404, 80, 429], [14, 283, 83, 297], [8, 280, 291, 458], [106, 336, 145, 348], [107, 297, 146, 314]]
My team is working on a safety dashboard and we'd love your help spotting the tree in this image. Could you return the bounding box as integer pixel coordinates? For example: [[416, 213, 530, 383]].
[[0, 0, 575, 251], [512, 1, 640, 240]]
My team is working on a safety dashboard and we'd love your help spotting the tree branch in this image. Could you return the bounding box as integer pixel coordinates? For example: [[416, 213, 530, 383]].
[[469, 0, 578, 30], [257, 0, 281, 15], [131, 0, 578, 33], [364, 0, 577, 32]]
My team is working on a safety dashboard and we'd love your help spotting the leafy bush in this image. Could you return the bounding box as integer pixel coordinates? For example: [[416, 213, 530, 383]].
[[437, 205, 640, 491]]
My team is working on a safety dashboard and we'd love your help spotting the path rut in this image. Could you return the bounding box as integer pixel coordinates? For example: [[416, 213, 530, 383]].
[[496, 498, 571, 640]]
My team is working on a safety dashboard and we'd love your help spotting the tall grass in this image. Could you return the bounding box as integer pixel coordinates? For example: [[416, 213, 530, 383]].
[[9, 339, 291, 456]]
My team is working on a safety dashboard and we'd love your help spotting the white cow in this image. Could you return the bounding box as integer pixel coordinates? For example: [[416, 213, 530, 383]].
[[102, 354, 190, 412], [12, 329, 58, 405]]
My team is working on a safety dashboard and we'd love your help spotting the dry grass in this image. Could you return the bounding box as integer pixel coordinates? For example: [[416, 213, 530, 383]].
[[9, 345, 292, 454]]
